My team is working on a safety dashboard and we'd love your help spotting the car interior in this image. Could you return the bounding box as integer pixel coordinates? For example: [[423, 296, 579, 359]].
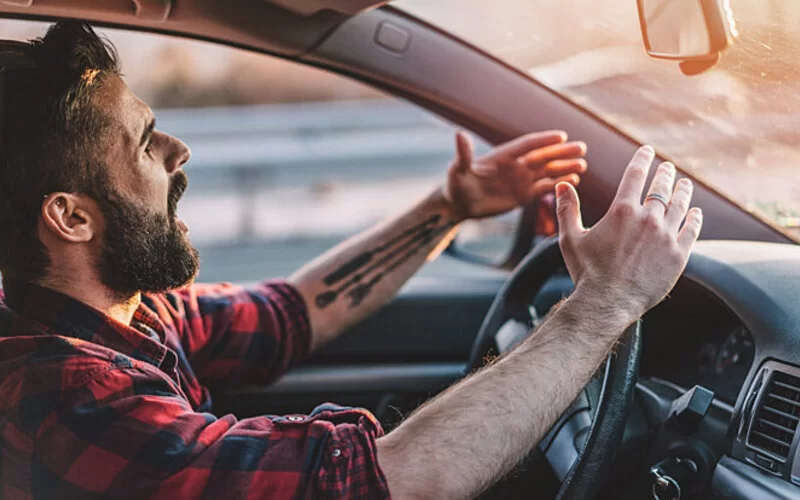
[[1, 0, 799, 498]]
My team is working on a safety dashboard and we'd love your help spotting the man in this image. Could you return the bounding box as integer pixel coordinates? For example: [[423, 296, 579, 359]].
[[0, 21, 701, 499]]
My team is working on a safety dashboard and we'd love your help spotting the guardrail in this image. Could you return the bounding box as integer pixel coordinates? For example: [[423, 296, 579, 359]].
[[157, 99, 477, 193], [158, 100, 494, 247]]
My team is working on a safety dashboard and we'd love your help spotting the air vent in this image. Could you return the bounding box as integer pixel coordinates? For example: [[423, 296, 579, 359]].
[[748, 371, 800, 461]]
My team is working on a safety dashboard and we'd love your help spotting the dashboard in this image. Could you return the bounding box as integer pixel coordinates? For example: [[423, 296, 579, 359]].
[[635, 240, 800, 499], [641, 278, 755, 405]]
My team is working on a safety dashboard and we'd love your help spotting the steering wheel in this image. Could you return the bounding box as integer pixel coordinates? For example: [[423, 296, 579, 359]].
[[467, 236, 642, 500]]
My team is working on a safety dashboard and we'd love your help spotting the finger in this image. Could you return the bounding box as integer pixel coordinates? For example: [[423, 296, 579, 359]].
[[664, 178, 694, 232], [522, 141, 587, 166], [613, 145, 656, 205], [453, 130, 474, 173], [677, 207, 703, 253], [555, 181, 584, 238], [539, 158, 588, 179], [527, 173, 580, 200], [643, 162, 676, 216], [494, 130, 567, 158]]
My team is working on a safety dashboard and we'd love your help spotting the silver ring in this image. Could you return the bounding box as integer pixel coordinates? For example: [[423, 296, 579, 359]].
[[644, 192, 670, 210]]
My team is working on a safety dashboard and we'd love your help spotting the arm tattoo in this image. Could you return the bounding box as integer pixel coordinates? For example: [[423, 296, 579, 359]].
[[315, 214, 456, 309]]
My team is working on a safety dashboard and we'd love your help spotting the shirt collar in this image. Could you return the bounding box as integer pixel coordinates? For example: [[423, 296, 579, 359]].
[[1, 279, 170, 368]]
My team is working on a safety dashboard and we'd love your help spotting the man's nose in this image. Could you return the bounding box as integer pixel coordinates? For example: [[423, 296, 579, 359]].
[[165, 135, 191, 173]]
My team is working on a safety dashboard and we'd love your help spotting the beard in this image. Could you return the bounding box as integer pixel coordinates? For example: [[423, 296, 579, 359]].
[[96, 171, 199, 296]]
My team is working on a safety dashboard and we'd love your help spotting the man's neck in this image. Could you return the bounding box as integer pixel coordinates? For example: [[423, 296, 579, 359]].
[[38, 278, 141, 326]]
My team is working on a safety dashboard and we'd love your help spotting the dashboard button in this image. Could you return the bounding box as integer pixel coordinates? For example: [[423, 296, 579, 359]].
[[375, 22, 411, 53]]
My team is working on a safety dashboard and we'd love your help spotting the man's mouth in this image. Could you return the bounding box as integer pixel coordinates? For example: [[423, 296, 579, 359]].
[[169, 171, 190, 234]]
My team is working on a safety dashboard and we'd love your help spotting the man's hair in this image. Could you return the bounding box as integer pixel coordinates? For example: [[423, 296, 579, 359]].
[[0, 21, 120, 282]]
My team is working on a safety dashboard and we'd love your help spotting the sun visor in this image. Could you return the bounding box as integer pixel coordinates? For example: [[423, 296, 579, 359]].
[[0, 0, 173, 22], [266, 0, 389, 16]]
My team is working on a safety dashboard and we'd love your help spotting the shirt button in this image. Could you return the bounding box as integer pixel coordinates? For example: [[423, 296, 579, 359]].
[[331, 448, 342, 458], [288, 415, 303, 422]]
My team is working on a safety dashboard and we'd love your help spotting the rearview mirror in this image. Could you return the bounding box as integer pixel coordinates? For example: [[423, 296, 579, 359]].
[[637, 0, 738, 72]]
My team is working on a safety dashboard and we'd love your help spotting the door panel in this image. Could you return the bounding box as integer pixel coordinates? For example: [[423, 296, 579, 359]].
[[212, 272, 576, 425], [214, 362, 465, 428], [310, 276, 505, 364]]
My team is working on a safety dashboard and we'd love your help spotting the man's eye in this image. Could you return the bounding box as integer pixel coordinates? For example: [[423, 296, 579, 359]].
[[144, 139, 154, 156]]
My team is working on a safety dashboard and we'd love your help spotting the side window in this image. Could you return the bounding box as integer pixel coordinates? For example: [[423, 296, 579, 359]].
[[0, 20, 521, 281]]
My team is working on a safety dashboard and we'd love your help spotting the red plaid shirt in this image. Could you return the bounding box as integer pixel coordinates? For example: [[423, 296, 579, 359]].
[[0, 280, 390, 499]]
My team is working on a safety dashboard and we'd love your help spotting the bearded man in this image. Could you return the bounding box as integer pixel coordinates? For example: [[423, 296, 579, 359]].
[[0, 21, 701, 499]]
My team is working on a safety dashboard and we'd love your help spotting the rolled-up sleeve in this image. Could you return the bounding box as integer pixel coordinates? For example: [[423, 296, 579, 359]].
[[31, 366, 391, 500], [307, 404, 391, 498], [149, 280, 311, 388]]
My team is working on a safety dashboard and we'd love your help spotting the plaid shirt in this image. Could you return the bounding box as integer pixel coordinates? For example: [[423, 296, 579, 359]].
[[0, 280, 390, 499]]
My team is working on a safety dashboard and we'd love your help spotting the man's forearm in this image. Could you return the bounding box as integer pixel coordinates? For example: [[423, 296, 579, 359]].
[[289, 187, 462, 350], [376, 287, 635, 500]]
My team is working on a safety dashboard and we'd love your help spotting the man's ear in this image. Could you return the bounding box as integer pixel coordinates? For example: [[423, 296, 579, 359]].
[[40, 193, 98, 243]]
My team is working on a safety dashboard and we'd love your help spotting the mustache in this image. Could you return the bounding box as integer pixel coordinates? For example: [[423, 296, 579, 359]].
[[168, 171, 188, 217]]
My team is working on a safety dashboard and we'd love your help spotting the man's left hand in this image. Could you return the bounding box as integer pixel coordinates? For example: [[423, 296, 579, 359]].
[[443, 130, 587, 220]]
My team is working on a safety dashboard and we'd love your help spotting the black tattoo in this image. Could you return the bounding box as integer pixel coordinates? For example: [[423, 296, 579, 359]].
[[315, 215, 455, 309], [322, 214, 441, 286]]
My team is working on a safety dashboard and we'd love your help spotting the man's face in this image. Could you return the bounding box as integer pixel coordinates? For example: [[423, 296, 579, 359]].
[[92, 75, 198, 295]]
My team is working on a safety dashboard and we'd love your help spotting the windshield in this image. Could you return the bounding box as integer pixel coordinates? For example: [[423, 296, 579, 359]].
[[397, 0, 800, 239]]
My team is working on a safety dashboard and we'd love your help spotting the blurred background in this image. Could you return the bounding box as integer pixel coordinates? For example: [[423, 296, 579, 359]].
[[2, 0, 799, 282]]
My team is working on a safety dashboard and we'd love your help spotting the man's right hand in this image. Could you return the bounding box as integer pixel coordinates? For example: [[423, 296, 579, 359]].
[[556, 145, 703, 323]]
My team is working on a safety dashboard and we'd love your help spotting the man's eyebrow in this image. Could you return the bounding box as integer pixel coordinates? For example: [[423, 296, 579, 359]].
[[139, 117, 155, 148]]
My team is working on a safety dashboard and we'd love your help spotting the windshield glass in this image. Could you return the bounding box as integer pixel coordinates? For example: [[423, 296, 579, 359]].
[[397, 0, 800, 239]]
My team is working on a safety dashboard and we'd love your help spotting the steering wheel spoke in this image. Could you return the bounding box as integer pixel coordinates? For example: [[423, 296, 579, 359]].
[[494, 318, 532, 354], [544, 405, 592, 481]]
